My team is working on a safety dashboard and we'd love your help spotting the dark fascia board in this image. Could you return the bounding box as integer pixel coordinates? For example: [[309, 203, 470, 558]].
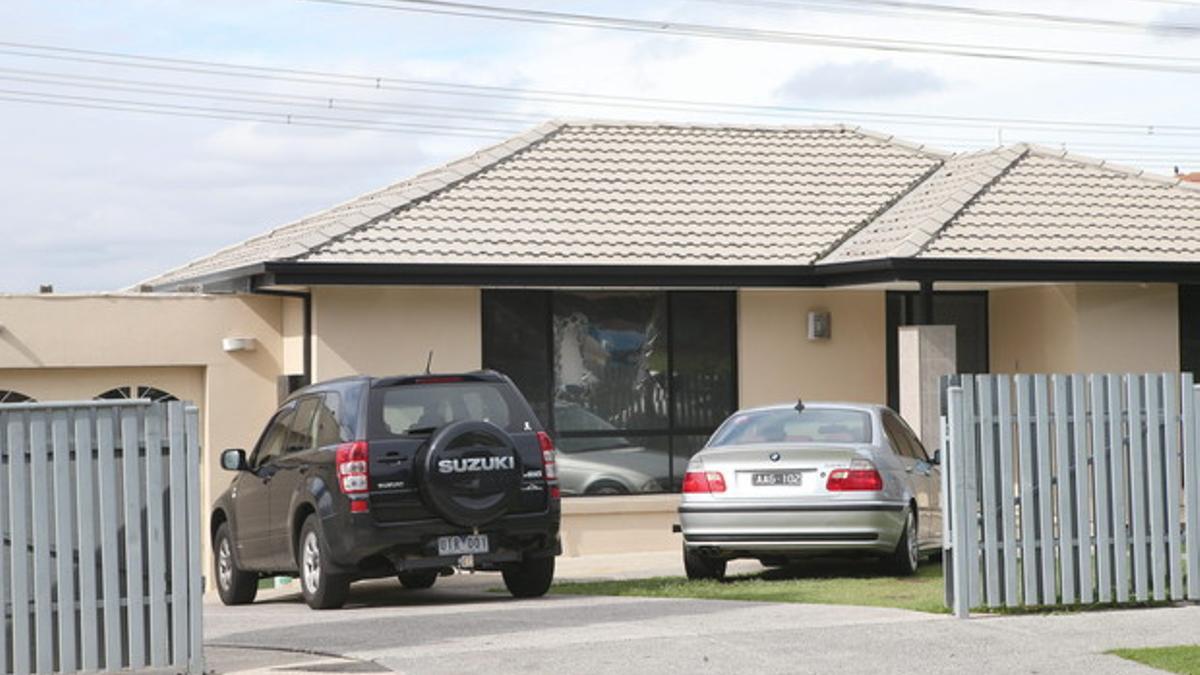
[[156, 257, 1200, 292], [817, 258, 1200, 285], [259, 261, 816, 288]]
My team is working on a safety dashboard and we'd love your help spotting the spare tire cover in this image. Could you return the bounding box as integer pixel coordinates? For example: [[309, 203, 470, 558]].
[[415, 420, 523, 528]]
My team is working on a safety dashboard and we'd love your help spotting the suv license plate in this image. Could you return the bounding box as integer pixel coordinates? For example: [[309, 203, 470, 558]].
[[438, 534, 489, 556], [752, 471, 804, 487]]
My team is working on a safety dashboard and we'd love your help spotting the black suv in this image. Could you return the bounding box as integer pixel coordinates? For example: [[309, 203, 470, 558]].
[[210, 371, 561, 609]]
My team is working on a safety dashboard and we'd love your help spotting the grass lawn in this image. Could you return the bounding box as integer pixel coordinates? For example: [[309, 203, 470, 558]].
[[1109, 646, 1200, 674], [552, 558, 948, 614]]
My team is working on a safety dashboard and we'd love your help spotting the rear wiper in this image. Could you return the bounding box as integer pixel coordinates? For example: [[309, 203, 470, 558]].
[[405, 426, 438, 436]]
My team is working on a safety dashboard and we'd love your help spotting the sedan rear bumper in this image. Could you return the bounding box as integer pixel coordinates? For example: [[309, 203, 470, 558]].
[[678, 501, 906, 555]]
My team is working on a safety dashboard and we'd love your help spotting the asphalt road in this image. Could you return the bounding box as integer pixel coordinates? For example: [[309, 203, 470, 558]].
[[205, 574, 1200, 675]]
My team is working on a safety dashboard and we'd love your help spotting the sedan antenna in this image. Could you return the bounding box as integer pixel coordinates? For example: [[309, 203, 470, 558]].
[[794, 398, 805, 413], [424, 350, 434, 375]]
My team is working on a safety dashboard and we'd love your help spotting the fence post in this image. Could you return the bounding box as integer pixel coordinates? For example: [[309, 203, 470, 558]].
[[1188, 385, 1200, 601], [947, 385, 971, 618]]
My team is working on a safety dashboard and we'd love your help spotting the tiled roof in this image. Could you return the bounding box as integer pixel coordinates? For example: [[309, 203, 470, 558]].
[[298, 123, 944, 266], [141, 120, 1200, 288], [916, 147, 1200, 261], [140, 121, 944, 286]]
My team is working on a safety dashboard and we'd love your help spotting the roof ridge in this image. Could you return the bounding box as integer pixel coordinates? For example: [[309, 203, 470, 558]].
[[295, 121, 566, 262], [909, 146, 1030, 257], [1020, 143, 1200, 195], [813, 158, 947, 264], [136, 121, 564, 288]]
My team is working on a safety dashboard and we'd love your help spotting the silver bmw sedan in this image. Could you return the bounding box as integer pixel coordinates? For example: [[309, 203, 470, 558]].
[[678, 402, 942, 581]]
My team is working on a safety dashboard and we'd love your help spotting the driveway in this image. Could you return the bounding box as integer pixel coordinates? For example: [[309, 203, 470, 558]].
[[204, 569, 1200, 674]]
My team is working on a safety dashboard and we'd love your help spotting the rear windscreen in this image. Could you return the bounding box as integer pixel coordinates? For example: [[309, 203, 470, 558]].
[[368, 381, 536, 437], [708, 408, 873, 446]]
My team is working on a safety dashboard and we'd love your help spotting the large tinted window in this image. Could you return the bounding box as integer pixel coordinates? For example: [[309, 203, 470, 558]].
[[483, 290, 737, 494], [709, 408, 873, 447]]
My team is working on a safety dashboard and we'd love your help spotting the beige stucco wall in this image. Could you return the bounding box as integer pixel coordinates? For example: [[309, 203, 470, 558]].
[[990, 284, 1178, 374], [990, 285, 1080, 373], [738, 289, 887, 407], [0, 293, 286, 582], [1075, 284, 1178, 373], [312, 286, 482, 380]]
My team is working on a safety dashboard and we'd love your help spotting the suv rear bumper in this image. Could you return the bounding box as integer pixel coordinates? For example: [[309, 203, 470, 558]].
[[320, 508, 561, 575]]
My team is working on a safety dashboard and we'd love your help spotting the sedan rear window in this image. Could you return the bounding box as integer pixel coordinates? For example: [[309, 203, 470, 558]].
[[368, 381, 535, 437], [708, 408, 873, 446]]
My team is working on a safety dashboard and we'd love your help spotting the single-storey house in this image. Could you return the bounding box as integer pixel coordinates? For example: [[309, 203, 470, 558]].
[[3, 120, 1199, 562]]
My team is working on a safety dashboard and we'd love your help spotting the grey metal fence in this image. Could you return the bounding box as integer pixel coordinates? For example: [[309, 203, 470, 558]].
[[1, 400, 204, 674], [942, 373, 1200, 618]]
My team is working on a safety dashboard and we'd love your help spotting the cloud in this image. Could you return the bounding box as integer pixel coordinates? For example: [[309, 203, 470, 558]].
[[775, 60, 944, 101], [1146, 7, 1200, 38]]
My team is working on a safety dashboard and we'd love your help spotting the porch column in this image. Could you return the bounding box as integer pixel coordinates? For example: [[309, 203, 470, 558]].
[[898, 324, 956, 452]]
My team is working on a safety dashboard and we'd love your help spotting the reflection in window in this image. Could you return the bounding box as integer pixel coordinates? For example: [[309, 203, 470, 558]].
[[95, 385, 179, 403], [553, 292, 668, 431], [555, 435, 670, 496], [483, 290, 738, 493], [0, 390, 35, 404]]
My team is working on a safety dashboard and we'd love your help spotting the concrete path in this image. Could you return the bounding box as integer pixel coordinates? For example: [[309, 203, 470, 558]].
[[204, 552, 1199, 674]]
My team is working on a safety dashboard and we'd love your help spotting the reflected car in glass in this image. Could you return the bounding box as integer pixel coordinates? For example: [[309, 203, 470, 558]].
[[678, 402, 941, 580], [553, 403, 669, 495]]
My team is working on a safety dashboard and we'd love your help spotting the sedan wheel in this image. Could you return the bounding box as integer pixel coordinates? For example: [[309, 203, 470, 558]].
[[683, 545, 727, 581], [884, 508, 919, 576]]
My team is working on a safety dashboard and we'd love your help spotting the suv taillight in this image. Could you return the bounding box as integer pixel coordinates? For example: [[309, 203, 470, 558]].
[[336, 441, 370, 513], [537, 431, 560, 500], [826, 459, 884, 491], [682, 471, 726, 493]]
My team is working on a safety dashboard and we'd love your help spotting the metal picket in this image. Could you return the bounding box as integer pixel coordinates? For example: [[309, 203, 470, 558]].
[[944, 373, 1200, 616], [0, 400, 205, 674]]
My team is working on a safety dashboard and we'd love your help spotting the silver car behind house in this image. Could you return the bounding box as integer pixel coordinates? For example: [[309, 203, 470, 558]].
[[678, 402, 941, 580]]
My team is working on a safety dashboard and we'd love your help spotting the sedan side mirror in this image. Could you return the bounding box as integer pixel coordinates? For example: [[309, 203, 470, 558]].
[[221, 448, 248, 471]]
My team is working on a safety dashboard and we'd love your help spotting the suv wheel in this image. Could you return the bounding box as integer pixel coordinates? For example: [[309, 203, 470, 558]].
[[299, 516, 350, 609], [214, 522, 258, 605], [502, 556, 555, 598], [398, 570, 439, 590], [683, 545, 727, 581]]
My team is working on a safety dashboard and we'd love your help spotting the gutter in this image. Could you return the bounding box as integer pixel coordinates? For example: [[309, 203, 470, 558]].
[[249, 286, 312, 385]]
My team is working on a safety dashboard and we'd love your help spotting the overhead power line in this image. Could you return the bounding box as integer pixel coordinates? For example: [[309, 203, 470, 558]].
[[296, 0, 1200, 74], [694, 0, 1200, 36], [0, 89, 512, 138], [0, 67, 540, 127], [3, 42, 1200, 139]]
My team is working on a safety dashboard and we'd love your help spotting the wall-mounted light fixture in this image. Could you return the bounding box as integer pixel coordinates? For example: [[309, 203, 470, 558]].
[[807, 310, 831, 341], [222, 337, 257, 353]]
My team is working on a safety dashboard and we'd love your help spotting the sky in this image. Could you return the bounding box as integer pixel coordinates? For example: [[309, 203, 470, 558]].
[[1, 0, 1198, 292]]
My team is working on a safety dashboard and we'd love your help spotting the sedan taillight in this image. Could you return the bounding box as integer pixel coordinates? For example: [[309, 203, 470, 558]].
[[826, 459, 883, 491], [682, 471, 726, 493], [336, 441, 370, 512]]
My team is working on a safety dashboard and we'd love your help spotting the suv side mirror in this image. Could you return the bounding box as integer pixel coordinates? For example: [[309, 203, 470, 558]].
[[221, 448, 248, 471], [930, 449, 941, 466]]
